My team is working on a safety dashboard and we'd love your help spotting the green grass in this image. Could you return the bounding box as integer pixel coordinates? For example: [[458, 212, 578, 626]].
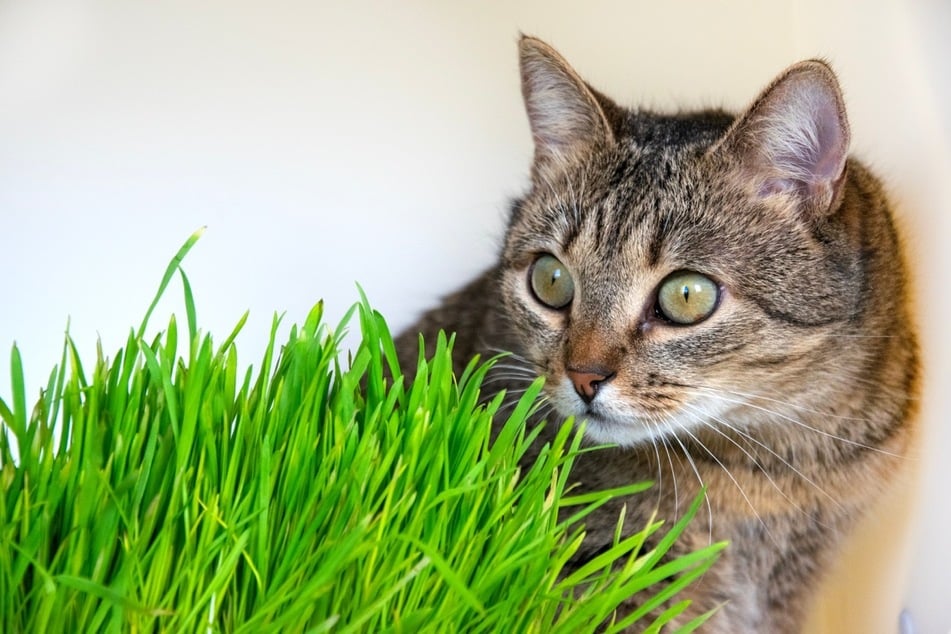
[[0, 230, 724, 632]]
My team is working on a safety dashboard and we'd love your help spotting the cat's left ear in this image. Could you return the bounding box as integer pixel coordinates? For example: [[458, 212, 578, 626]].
[[712, 60, 850, 217]]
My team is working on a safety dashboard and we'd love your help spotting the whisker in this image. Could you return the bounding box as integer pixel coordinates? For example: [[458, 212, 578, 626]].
[[665, 427, 714, 544], [646, 434, 665, 514], [693, 384, 870, 423], [659, 435, 681, 519], [683, 400, 845, 517], [482, 373, 537, 385], [671, 414, 778, 548], [680, 402, 842, 526], [690, 387, 906, 459]]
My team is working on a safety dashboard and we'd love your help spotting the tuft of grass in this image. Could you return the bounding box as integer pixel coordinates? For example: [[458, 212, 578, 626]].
[[0, 231, 724, 632]]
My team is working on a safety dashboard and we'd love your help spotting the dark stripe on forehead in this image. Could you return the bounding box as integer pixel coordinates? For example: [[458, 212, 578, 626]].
[[591, 155, 645, 252], [591, 192, 653, 258], [558, 200, 582, 253], [608, 160, 629, 191], [602, 198, 628, 254], [607, 154, 643, 191], [647, 201, 669, 268]]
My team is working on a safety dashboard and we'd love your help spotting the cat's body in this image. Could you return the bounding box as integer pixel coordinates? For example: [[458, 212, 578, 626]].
[[394, 37, 918, 632]]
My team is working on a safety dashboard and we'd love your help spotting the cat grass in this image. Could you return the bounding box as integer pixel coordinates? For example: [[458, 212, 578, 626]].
[[0, 230, 724, 632]]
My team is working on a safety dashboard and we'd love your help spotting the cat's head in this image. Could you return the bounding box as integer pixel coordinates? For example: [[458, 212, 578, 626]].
[[499, 36, 862, 447]]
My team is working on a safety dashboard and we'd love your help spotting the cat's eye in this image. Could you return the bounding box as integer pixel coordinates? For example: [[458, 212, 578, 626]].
[[530, 254, 574, 309], [656, 271, 719, 325]]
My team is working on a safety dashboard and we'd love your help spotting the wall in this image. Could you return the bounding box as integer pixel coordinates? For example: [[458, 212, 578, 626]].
[[1, 1, 947, 631]]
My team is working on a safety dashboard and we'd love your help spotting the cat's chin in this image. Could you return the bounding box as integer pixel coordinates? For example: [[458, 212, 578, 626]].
[[574, 412, 673, 448]]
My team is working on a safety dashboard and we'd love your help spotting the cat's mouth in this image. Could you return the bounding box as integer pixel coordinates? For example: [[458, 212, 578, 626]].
[[548, 380, 667, 447], [549, 377, 746, 449]]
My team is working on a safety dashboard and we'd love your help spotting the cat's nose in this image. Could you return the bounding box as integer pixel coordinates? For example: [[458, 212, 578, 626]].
[[566, 367, 615, 404]]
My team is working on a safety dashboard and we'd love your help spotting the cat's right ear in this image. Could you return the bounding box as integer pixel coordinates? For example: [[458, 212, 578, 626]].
[[519, 35, 614, 177]]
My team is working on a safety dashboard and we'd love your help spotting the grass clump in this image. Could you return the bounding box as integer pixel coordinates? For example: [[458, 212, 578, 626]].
[[0, 230, 724, 632]]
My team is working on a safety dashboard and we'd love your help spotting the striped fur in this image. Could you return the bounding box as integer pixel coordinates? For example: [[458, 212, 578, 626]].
[[394, 36, 918, 632]]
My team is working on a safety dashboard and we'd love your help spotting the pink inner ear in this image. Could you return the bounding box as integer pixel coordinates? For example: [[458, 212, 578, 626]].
[[747, 67, 850, 205], [811, 95, 848, 181], [519, 38, 612, 165]]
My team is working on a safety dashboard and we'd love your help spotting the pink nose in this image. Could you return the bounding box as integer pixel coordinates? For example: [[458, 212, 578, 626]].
[[566, 368, 615, 404]]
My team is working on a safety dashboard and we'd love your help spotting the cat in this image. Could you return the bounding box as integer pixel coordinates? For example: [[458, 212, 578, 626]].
[[394, 35, 919, 632]]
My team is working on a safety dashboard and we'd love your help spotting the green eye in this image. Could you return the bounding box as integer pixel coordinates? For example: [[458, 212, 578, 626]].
[[656, 271, 719, 325], [530, 254, 574, 309]]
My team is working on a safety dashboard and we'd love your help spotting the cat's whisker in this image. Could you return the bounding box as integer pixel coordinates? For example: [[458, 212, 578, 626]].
[[651, 436, 680, 516], [484, 364, 534, 375], [476, 341, 540, 367], [646, 434, 666, 515], [482, 373, 536, 386], [665, 424, 714, 545], [693, 384, 871, 423], [706, 369, 918, 413], [671, 413, 780, 549], [679, 402, 843, 527], [680, 398, 846, 518], [484, 363, 537, 378], [660, 437, 682, 520], [688, 387, 906, 459], [496, 389, 553, 423], [486, 359, 534, 370]]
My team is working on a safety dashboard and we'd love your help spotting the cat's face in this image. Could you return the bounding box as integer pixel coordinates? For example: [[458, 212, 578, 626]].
[[500, 38, 857, 447]]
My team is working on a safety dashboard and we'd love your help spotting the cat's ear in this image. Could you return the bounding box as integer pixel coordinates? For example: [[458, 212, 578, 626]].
[[519, 35, 614, 175], [713, 60, 850, 216]]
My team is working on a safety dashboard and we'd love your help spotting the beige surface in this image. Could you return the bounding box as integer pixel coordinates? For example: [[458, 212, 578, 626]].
[[805, 456, 921, 633]]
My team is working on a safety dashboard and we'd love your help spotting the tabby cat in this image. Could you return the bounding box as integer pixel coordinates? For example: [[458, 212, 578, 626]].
[[394, 36, 918, 632]]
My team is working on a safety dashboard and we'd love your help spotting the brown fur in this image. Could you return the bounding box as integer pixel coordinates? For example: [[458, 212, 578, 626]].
[[394, 36, 918, 632]]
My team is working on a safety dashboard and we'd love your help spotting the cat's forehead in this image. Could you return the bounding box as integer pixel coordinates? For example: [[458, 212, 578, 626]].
[[507, 107, 767, 303], [620, 110, 734, 150], [528, 143, 727, 262]]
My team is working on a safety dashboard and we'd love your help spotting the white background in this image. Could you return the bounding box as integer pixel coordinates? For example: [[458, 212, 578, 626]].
[[1, 1, 948, 631]]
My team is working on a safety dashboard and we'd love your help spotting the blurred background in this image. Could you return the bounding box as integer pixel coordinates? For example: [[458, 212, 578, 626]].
[[1, 1, 947, 631]]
